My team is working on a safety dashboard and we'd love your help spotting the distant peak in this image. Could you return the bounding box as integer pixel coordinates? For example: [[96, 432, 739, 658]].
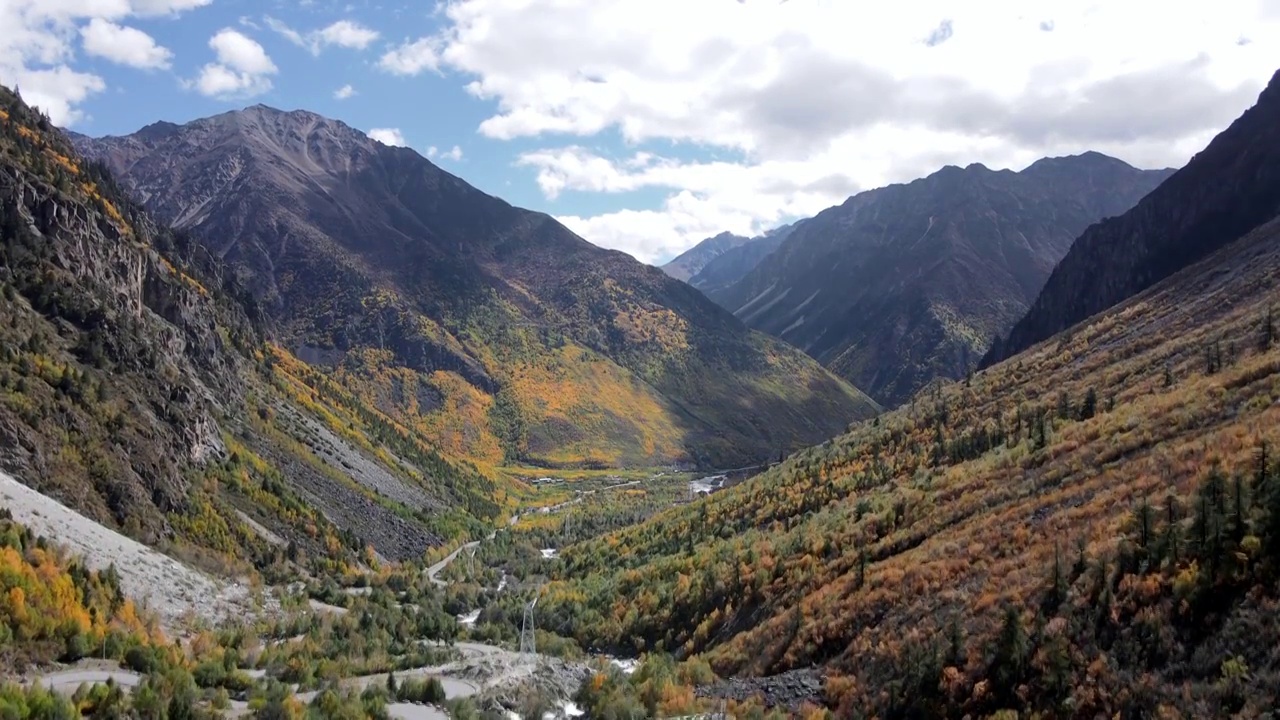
[[1024, 151, 1135, 174], [136, 120, 180, 141]]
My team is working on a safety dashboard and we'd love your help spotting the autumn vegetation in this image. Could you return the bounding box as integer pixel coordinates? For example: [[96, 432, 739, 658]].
[[542, 216, 1280, 716]]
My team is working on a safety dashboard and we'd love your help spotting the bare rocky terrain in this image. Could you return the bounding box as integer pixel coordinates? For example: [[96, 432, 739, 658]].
[[0, 471, 270, 633]]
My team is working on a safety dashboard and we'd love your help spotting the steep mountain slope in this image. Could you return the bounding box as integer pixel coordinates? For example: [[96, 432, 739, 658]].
[[0, 85, 497, 566], [711, 155, 1172, 407], [986, 69, 1280, 366], [553, 190, 1280, 720], [543, 79, 1280, 717], [74, 107, 878, 469], [688, 223, 795, 296], [661, 231, 751, 281]]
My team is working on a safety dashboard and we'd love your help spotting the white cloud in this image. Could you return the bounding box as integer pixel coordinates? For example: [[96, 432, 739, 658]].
[[209, 28, 275, 74], [6, 66, 106, 127], [0, 0, 207, 126], [263, 16, 306, 47], [316, 20, 379, 50], [426, 145, 463, 161], [379, 38, 440, 75], [334, 84, 357, 100], [190, 28, 277, 99], [130, 0, 213, 15], [369, 128, 407, 146], [385, 0, 1280, 262], [266, 17, 379, 55], [80, 19, 172, 69]]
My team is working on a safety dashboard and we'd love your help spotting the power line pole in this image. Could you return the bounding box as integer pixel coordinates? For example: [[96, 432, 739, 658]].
[[519, 597, 537, 657]]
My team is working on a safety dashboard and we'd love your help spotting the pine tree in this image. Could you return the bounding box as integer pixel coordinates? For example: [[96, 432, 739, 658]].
[[1230, 472, 1248, 545], [1042, 544, 1068, 614], [1261, 306, 1275, 353], [945, 615, 965, 669], [989, 605, 1029, 701], [1079, 387, 1098, 420]]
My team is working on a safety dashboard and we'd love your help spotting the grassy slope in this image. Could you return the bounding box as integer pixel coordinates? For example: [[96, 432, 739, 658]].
[[545, 212, 1280, 715]]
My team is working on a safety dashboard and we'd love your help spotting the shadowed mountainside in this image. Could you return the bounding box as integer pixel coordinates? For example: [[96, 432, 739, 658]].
[[710, 154, 1172, 407], [986, 68, 1280, 367]]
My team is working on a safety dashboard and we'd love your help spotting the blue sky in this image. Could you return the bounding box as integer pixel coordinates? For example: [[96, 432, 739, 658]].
[[62, 0, 671, 226], [2, 0, 1278, 264]]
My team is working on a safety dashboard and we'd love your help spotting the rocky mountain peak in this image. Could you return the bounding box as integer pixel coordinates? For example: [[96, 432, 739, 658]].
[[986, 67, 1280, 366], [707, 151, 1174, 406], [75, 102, 880, 469]]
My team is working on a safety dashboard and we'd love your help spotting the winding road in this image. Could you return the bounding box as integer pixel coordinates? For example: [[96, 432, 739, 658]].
[[426, 540, 482, 587]]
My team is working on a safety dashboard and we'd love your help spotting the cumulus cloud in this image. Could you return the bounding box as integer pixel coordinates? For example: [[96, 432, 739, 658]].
[[7, 66, 106, 127], [265, 17, 380, 55], [369, 128, 407, 146], [80, 19, 172, 69], [334, 84, 357, 100], [379, 38, 441, 75], [0, 0, 208, 125], [191, 29, 277, 99], [383, 0, 1278, 262], [427, 145, 464, 161]]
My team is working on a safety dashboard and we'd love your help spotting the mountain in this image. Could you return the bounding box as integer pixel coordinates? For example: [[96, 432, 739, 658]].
[[986, 69, 1280, 367], [661, 231, 751, 281], [707, 154, 1173, 407], [548, 82, 1280, 715], [72, 106, 879, 470], [687, 223, 796, 295], [0, 85, 499, 566]]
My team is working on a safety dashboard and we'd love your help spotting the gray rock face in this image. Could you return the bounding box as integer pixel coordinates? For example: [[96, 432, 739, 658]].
[[0, 87, 260, 542], [709, 152, 1174, 407]]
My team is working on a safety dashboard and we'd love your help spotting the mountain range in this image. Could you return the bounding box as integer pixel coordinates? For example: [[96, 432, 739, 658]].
[[70, 106, 878, 471], [986, 69, 1280, 366], [662, 223, 797, 292], [660, 231, 751, 282], [550, 68, 1280, 716], [702, 153, 1173, 407]]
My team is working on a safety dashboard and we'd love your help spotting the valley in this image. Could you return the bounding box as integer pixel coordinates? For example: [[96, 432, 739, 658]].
[[1, 18, 1279, 716]]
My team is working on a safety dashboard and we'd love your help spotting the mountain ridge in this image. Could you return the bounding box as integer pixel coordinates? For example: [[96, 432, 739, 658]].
[[985, 68, 1280, 366], [661, 231, 752, 281], [708, 152, 1173, 406], [73, 104, 880, 470], [545, 75, 1280, 716], [0, 84, 494, 565], [687, 223, 797, 295]]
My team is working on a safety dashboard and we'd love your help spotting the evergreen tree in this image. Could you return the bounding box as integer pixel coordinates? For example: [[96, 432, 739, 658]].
[[945, 615, 965, 669], [989, 604, 1029, 702], [1079, 387, 1098, 420], [1261, 306, 1275, 352], [1042, 544, 1068, 614]]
